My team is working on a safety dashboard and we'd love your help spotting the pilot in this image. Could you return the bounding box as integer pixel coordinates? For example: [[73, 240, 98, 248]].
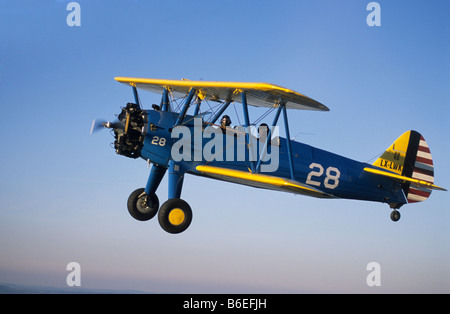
[[258, 123, 270, 143], [220, 115, 231, 134]]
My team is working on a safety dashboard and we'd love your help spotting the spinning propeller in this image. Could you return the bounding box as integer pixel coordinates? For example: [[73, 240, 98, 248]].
[[90, 119, 115, 134], [90, 113, 130, 135]]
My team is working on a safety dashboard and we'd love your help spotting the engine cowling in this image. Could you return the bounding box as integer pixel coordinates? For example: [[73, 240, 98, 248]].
[[113, 102, 146, 159]]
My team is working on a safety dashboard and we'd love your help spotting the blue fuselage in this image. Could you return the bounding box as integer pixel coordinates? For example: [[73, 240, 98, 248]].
[[139, 110, 406, 206]]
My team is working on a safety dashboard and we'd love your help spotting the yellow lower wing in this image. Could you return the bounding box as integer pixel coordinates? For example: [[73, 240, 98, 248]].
[[195, 165, 335, 198], [363, 167, 447, 191]]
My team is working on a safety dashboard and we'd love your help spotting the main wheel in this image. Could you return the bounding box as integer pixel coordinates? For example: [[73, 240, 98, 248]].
[[127, 188, 159, 221], [158, 198, 192, 234], [390, 210, 401, 222]]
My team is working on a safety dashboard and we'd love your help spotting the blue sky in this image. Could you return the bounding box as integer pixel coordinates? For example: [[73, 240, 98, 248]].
[[0, 0, 449, 293]]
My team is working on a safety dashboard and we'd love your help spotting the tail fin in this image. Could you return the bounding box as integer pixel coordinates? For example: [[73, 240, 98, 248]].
[[373, 130, 435, 203]]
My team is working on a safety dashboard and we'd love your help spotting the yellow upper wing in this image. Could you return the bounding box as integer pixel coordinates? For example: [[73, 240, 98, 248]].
[[115, 77, 329, 111]]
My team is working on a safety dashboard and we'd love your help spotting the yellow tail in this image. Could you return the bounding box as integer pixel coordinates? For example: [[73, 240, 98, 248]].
[[373, 130, 435, 203]]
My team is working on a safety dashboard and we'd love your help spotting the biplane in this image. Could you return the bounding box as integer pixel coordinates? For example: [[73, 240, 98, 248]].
[[91, 77, 446, 234]]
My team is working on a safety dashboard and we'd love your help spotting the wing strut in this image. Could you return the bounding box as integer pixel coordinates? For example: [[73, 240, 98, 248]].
[[132, 85, 141, 109], [255, 104, 282, 173], [282, 104, 295, 181], [175, 88, 197, 126], [193, 97, 202, 116], [160, 87, 170, 111], [241, 92, 256, 173], [210, 100, 232, 124], [238, 93, 295, 180]]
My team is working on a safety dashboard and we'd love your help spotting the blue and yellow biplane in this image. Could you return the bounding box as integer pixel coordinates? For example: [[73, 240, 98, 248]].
[[92, 77, 446, 234]]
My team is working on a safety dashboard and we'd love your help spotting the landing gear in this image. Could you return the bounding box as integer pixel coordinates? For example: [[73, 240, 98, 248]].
[[158, 198, 193, 234], [126, 162, 193, 233], [127, 190, 193, 233], [127, 188, 159, 221], [390, 210, 401, 222]]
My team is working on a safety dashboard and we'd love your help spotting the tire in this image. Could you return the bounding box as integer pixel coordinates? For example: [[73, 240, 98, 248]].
[[158, 198, 192, 234], [390, 210, 401, 222], [127, 188, 159, 221]]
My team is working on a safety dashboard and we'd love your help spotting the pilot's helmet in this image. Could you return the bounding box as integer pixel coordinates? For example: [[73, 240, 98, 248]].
[[221, 115, 231, 126], [258, 123, 269, 136]]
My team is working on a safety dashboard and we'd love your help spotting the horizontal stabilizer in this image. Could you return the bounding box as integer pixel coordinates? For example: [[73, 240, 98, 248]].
[[363, 167, 447, 191], [195, 165, 335, 198]]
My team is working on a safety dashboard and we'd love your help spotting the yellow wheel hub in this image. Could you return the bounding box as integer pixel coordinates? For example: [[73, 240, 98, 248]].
[[168, 208, 185, 226]]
